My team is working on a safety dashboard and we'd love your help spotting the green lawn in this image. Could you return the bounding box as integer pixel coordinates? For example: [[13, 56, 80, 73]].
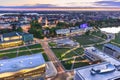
[[42, 53, 49, 61], [61, 56, 90, 70], [51, 48, 77, 60], [51, 47, 90, 70], [49, 42, 57, 47], [0, 53, 17, 58], [73, 62, 89, 69], [91, 31, 107, 39], [28, 44, 42, 49], [0, 48, 17, 53], [73, 57, 89, 68], [72, 35, 103, 45], [112, 34, 120, 44], [94, 44, 104, 50], [61, 59, 73, 70], [73, 48, 84, 55], [0, 44, 49, 61]]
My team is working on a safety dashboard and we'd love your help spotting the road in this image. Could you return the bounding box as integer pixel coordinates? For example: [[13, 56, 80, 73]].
[[35, 38, 65, 73], [35, 38, 74, 80]]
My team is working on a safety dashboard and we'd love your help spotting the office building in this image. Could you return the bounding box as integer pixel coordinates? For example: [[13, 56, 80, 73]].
[[103, 44, 120, 59], [74, 47, 120, 80], [0, 32, 33, 48], [0, 53, 46, 80]]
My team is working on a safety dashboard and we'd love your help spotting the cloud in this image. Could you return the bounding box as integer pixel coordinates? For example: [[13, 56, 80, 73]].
[[94, 0, 120, 7], [0, 4, 58, 8], [1, 0, 120, 8], [31, 4, 58, 8]]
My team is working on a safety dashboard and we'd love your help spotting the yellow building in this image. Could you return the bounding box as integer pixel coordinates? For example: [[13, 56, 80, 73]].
[[0, 53, 46, 80], [0, 32, 33, 48]]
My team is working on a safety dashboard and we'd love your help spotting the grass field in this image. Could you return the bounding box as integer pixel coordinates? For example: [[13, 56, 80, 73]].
[[49, 42, 57, 47], [91, 31, 107, 39], [72, 35, 103, 45], [112, 34, 120, 44], [94, 44, 104, 50], [51, 47, 90, 70], [51, 48, 77, 60], [0, 44, 49, 61]]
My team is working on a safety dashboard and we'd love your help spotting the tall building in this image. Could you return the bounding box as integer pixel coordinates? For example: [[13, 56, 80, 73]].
[[0, 53, 46, 80], [103, 44, 120, 59], [0, 32, 33, 48]]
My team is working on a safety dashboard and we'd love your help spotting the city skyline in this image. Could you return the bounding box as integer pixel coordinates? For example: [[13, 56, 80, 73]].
[[1, 0, 120, 8]]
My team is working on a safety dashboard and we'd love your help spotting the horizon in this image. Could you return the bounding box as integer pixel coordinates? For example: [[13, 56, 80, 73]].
[[0, 7, 120, 11], [1, 0, 120, 8]]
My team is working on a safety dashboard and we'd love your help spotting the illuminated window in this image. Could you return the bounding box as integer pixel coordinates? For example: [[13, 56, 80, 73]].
[[4, 37, 10, 41]]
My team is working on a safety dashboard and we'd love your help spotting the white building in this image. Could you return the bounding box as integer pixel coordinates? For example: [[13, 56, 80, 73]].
[[56, 29, 70, 35], [74, 47, 120, 80], [55, 38, 79, 47]]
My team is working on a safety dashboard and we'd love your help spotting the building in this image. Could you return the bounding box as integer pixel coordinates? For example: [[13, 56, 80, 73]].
[[84, 48, 103, 63], [56, 29, 70, 35], [55, 38, 79, 47], [20, 24, 31, 32], [74, 47, 120, 80], [46, 62, 57, 78], [0, 23, 12, 29], [74, 62, 120, 80], [0, 32, 33, 48], [0, 53, 46, 80], [103, 44, 120, 59]]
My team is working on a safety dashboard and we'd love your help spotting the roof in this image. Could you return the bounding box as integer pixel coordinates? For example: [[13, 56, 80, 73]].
[[3, 32, 18, 38], [75, 47, 120, 80], [56, 38, 77, 45], [85, 47, 120, 65], [0, 53, 45, 73], [2, 32, 32, 38], [104, 43, 120, 53], [75, 63, 120, 80], [91, 63, 115, 74]]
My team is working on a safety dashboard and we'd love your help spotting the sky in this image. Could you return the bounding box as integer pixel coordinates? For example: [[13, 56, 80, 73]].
[[1, 0, 120, 7]]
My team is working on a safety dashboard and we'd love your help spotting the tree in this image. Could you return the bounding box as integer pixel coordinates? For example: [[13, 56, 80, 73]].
[[56, 22, 69, 28], [16, 27, 23, 32], [30, 20, 42, 29], [11, 21, 18, 31], [85, 30, 91, 35]]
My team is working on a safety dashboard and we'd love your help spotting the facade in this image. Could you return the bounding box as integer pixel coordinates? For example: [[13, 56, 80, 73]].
[[0, 32, 33, 48], [0, 53, 46, 80], [84, 48, 103, 63], [74, 47, 120, 80], [103, 44, 120, 59], [56, 29, 70, 35], [55, 38, 79, 47]]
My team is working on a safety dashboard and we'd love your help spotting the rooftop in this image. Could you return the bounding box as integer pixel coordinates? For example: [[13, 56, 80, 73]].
[[75, 47, 120, 80], [76, 63, 120, 80], [55, 38, 78, 46], [104, 43, 120, 53], [0, 53, 45, 73], [85, 47, 120, 65], [2, 32, 31, 38]]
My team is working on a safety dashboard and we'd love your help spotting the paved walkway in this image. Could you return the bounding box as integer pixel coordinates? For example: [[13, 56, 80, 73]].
[[35, 38, 65, 73], [35, 38, 74, 80]]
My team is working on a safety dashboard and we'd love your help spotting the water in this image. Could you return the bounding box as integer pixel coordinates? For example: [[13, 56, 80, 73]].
[[100, 27, 120, 34]]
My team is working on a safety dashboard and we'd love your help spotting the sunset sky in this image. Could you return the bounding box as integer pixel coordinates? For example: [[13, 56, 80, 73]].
[[1, 0, 120, 7]]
